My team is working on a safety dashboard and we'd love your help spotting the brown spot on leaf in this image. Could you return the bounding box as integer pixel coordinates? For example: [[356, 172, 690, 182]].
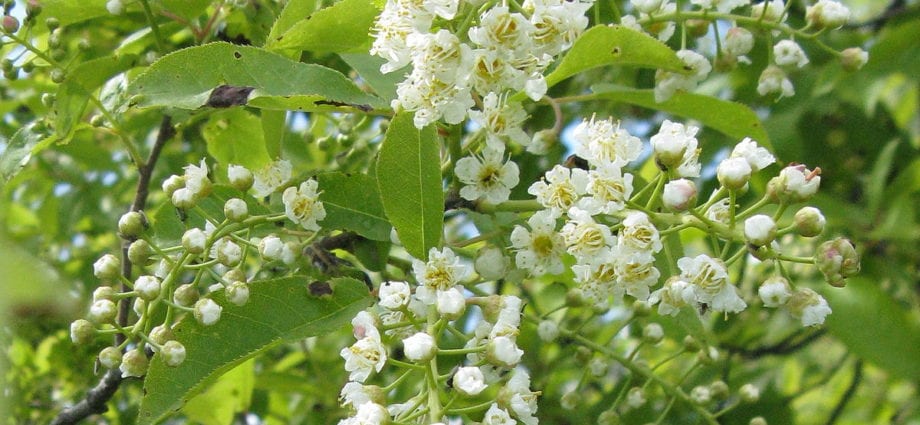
[[205, 85, 254, 108], [313, 99, 372, 112], [233, 51, 242, 59], [611, 46, 621, 55], [308, 280, 333, 297]]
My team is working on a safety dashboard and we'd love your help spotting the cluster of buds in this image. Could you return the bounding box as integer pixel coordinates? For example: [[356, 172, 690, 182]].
[[70, 160, 326, 377]]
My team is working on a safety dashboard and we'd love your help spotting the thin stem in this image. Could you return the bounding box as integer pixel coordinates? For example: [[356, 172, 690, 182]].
[[139, 0, 165, 51]]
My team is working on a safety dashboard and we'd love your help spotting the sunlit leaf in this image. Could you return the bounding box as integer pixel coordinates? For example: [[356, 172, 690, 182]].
[[317, 172, 391, 241], [266, 0, 379, 54], [202, 108, 273, 170]]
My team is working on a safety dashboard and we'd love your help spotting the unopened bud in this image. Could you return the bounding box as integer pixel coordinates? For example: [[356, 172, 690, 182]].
[[691, 385, 712, 404], [226, 281, 250, 306], [2, 15, 20, 33], [128, 239, 152, 265], [93, 286, 117, 302], [224, 198, 248, 222], [182, 228, 207, 255], [642, 323, 664, 344], [560, 390, 580, 410], [98, 346, 123, 369], [806, 0, 850, 30], [88, 299, 117, 324], [787, 288, 832, 327], [148, 324, 174, 346], [597, 410, 621, 425], [50, 68, 65, 83], [717, 157, 752, 190], [758, 276, 792, 307], [740, 383, 760, 403], [537, 320, 559, 342], [194, 298, 222, 326], [223, 269, 247, 284], [686, 19, 710, 38], [793, 206, 825, 237], [93, 254, 121, 281], [662, 178, 697, 211], [118, 211, 147, 239], [227, 164, 253, 191], [134, 275, 161, 301], [259, 235, 284, 261], [215, 239, 242, 267], [626, 387, 646, 408], [575, 346, 592, 365], [485, 336, 523, 367], [474, 246, 509, 281], [840, 48, 868, 72], [709, 380, 729, 400], [120, 348, 148, 378], [173, 283, 199, 307], [683, 335, 700, 352], [632, 300, 651, 317], [723, 27, 754, 57], [70, 319, 95, 344], [44, 17, 59, 30], [161, 175, 185, 198], [744, 215, 777, 247], [402, 332, 437, 362], [814, 238, 859, 287], [160, 340, 186, 367], [750, 417, 768, 425]]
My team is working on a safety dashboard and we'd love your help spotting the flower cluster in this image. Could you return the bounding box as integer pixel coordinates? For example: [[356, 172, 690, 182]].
[[337, 247, 539, 424], [71, 161, 326, 377]]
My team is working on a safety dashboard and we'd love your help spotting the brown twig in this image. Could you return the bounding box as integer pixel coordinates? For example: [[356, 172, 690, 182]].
[[52, 115, 174, 425]]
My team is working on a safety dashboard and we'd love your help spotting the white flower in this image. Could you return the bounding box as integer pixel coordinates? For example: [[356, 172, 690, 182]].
[[341, 334, 387, 383], [788, 288, 832, 326], [529, 0, 591, 56], [619, 211, 662, 254], [454, 366, 487, 396], [469, 93, 530, 148], [723, 26, 754, 59], [614, 250, 660, 301], [338, 402, 389, 425], [214, 238, 242, 267], [631, 0, 664, 14], [469, 7, 535, 51], [770, 164, 821, 202], [662, 179, 697, 211], [510, 210, 566, 275], [806, 0, 850, 29], [351, 311, 380, 340], [751, 0, 785, 22], [339, 382, 375, 408], [226, 281, 250, 306], [651, 119, 700, 169], [490, 295, 522, 339], [505, 369, 538, 425], [88, 299, 117, 324], [528, 165, 588, 215], [573, 253, 619, 307], [561, 208, 616, 260], [537, 320, 559, 342], [182, 228, 207, 255], [223, 198, 248, 221], [93, 254, 121, 280], [572, 116, 642, 167], [758, 276, 792, 307], [106, 0, 124, 15], [259, 235, 285, 261], [403, 332, 437, 361], [456, 145, 520, 204], [706, 198, 732, 225], [160, 340, 186, 367], [370, 3, 416, 73], [412, 247, 471, 305], [655, 50, 711, 102], [475, 246, 510, 281], [841, 47, 869, 71], [194, 298, 222, 326], [679, 255, 746, 313], [283, 180, 326, 231], [744, 215, 777, 247], [774, 40, 809, 68], [717, 157, 752, 190], [487, 336, 523, 367], [378, 281, 411, 310], [730, 137, 775, 172], [227, 164, 253, 191], [691, 0, 747, 13], [482, 403, 516, 425], [757, 65, 795, 98], [251, 159, 292, 198], [436, 286, 467, 318], [183, 159, 211, 199], [134, 275, 161, 301], [577, 164, 634, 216]]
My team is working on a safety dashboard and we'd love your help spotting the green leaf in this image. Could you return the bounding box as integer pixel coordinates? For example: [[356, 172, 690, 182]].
[[317, 172, 392, 241], [339, 53, 404, 102], [182, 360, 254, 425], [260, 110, 286, 159], [545, 25, 687, 89], [128, 43, 383, 111], [160, 0, 212, 20], [266, 0, 380, 54], [824, 277, 920, 381], [138, 277, 372, 425], [0, 125, 42, 184], [375, 112, 443, 259], [591, 84, 771, 149], [266, 0, 319, 48], [41, 0, 108, 27], [54, 55, 139, 142], [202, 109, 273, 170], [865, 139, 899, 216]]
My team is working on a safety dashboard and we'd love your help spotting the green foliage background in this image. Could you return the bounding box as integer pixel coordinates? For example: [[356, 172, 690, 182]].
[[1, 0, 919, 424]]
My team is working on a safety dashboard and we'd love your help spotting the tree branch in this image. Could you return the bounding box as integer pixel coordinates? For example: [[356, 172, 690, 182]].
[[52, 115, 174, 425]]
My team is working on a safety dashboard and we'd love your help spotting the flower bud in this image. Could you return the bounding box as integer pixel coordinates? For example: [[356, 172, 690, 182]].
[[227, 164, 254, 191], [215, 239, 242, 267], [560, 390, 580, 410], [70, 319, 95, 344], [106, 0, 124, 15], [160, 340, 186, 367], [88, 299, 117, 324], [840, 47, 869, 72], [723, 27, 754, 57], [537, 320, 559, 342], [118, 211, 147, 239], [686, 19, 710, 38], [194, 298, 222, 326], [93, 286, 117, 302], [223, 268, 247, 284], [740, 383, 760, 403], [93, 254, 121, 281], [815, 238, 860, 287], [128, 239, 152, 265], [589, 357, 608, 377], [2, 15, 20, 33], [758, 276, 792, 307], [787, 288, 832, 326], [632, 300, 651, 317], [632, 0, 663, 14], [402, 332, 436, 362], [683, 335, 701, 352], [662, 179, 697, 211], [717, 157, 752, 190], [436, 287, 466, 319], [146, 325, 172, 347], [120, 348, 148, 378], [744, 215, 777, 247], [793, 206, 826, 237], [529, 129, 557, 154], [474, 246, 509, 281], [565, 287, 586, 307], [133, 298, 146, 317], [691, 385, 712, 404], [378, 280, 410, 310], [98, 346, 122, 369], [626, 387, 646, 408], [486, 336, 523, 367], [597, 410, 621, 425], [453, 366, 487, 396], [258, 235, 284, 261], [161, 175, 185, 198], [226, 281, 250, 306], [642, 323, 664, 344], [134, 275, 161, 301], [750, 417, 768, 425], [171, 187, 196, 209], [574, 346, 593, 365], [709, 380, 729, 400], [173, 283, 199, 307], [768, 164, 821, 203], [224, 198, 248, 222], [182, 228, 207, 255], [806, 0, 850, 30], [50, 68, 65, 83]]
